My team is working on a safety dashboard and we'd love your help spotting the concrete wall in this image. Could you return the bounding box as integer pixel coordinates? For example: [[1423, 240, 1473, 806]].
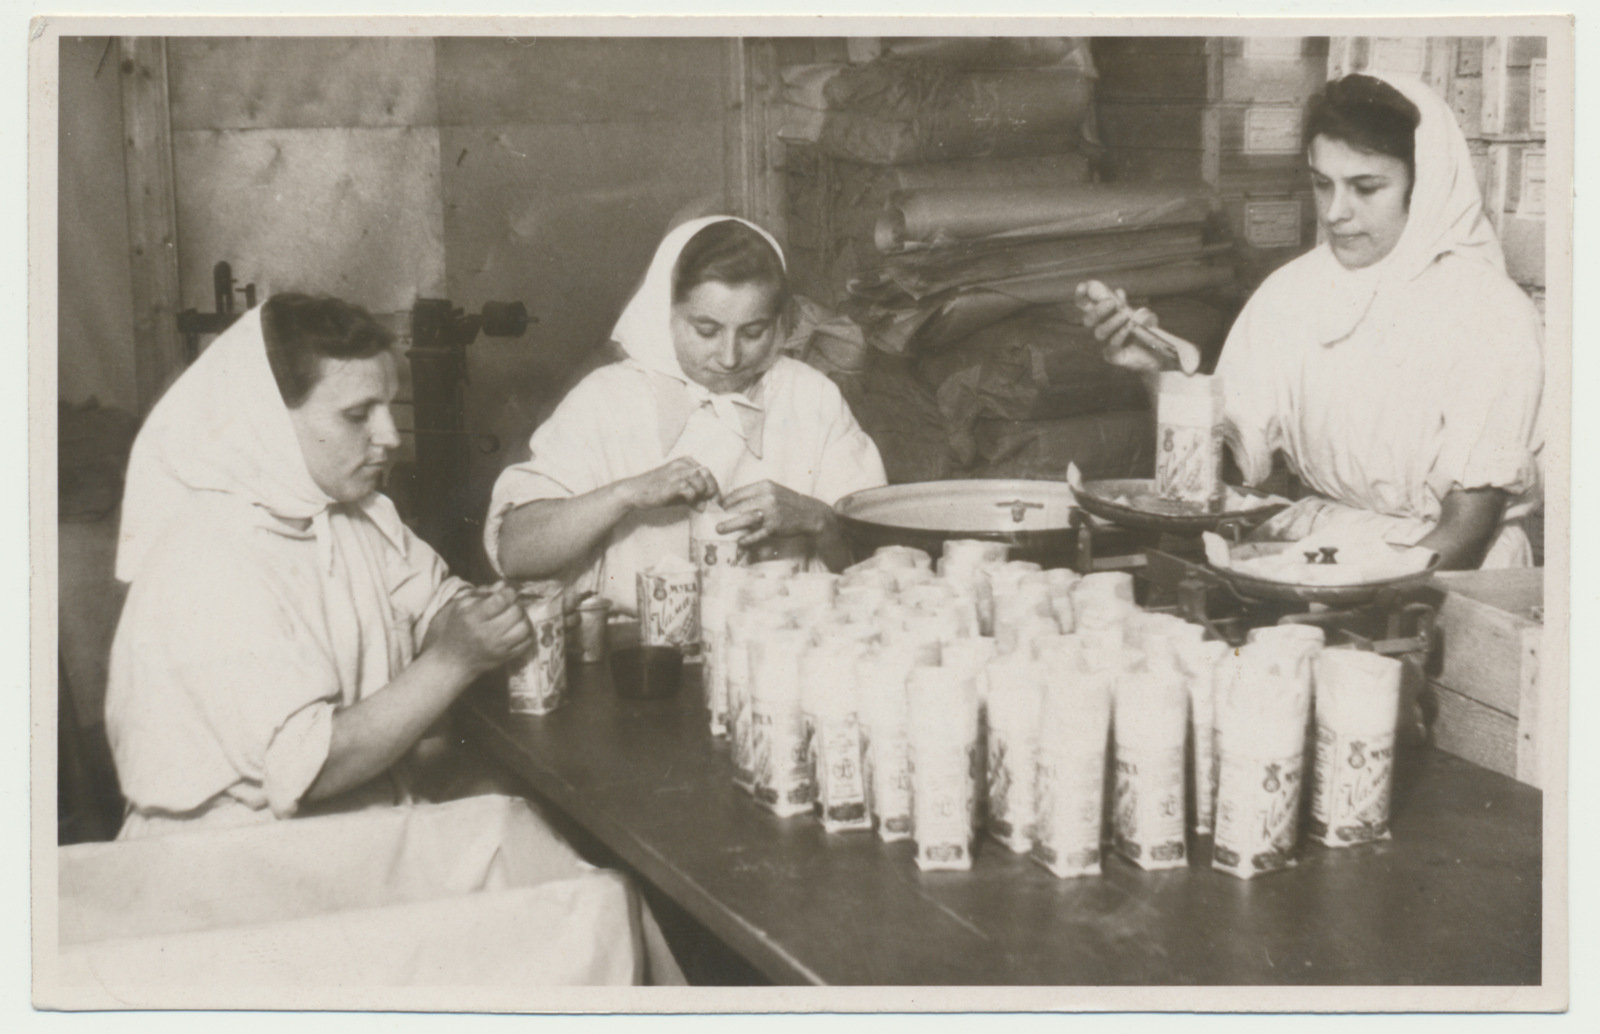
[[58, 37, 138, 411], [61, 36, 735, 577]]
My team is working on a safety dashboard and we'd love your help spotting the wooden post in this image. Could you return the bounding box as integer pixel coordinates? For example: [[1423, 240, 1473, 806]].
[[119, 37, 184, 414], [723, 38, 788, 248]]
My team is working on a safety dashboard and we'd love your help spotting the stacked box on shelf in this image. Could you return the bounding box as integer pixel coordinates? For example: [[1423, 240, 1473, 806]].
[[1095, 37, 1329, 291], [1331, 35, 1547, 299]]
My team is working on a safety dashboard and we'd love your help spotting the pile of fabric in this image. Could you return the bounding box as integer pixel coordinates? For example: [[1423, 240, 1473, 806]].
[[778, 39, 1240, 485]]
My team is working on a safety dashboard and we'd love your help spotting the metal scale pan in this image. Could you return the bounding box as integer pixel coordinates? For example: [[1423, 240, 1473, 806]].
[[1206, 541, 1442, 608], [1072, 478, 1289, 539]]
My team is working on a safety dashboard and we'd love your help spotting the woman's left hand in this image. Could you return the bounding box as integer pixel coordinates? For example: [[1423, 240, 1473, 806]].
[[717, 480, 833, 548]]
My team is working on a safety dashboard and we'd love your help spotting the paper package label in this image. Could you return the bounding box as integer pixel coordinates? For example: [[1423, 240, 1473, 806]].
[[1113, 745, 1187, 870], [1213, 748, 1304, 879], [1308, 723, 1395, 847], [508, 602, 567, 716]]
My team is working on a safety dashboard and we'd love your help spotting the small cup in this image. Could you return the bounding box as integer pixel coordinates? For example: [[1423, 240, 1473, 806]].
[[610, 645, 684, 700], [574, 596, 612, 664]]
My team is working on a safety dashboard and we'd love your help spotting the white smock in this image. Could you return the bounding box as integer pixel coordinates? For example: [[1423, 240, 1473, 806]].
[[95, 305, 685, 988], [1217, 72, 1543, 567], [485, 215, 887, 611], [107, 306, 473, 837]]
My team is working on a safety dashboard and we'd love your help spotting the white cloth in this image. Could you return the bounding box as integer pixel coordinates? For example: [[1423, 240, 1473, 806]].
[[486, 218, 887, 611], [106, 304, 470, 835], [1217, 72, 1543, 567], [52, 796, 685, 999]]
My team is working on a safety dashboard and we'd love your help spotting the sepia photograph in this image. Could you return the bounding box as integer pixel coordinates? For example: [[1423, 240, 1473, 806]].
[[26, 8, 1575, 1017]]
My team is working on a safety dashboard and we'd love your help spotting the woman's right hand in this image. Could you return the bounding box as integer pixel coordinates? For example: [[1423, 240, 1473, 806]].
[[1074, 280, 1173, 373], [618, 457, 720, 512], [429, 584, 533, 677]]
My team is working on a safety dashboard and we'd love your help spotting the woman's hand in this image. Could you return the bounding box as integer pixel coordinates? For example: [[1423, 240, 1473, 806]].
[[427, 584, 533, 677], [1075, 280, 1176, 373], [717, 480, 833, 549], [618, 457, 720, 513]]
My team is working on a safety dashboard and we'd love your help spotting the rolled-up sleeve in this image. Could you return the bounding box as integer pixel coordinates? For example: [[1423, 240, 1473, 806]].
[[263, 702, 336, 818], [811, 380, 889, 506], [1216, 297, 1283, 488], [1425, 298, 1544, 503], [484, 377, 619, 577]]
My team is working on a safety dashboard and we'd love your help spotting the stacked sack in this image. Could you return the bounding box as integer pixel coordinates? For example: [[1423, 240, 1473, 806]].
[[697, 541, 1406, 880], [778, 39, 1239, 485]]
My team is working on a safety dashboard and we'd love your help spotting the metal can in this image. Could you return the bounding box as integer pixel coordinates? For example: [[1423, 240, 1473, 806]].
[[573, 595, 611, 664]]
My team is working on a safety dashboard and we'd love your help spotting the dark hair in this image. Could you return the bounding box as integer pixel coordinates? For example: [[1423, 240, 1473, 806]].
[[1304, 74, 1422, 195], [671, 220, 788, 308], [261, 293, 395, 408]]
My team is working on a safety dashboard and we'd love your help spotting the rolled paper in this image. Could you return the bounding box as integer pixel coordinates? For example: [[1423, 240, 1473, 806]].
[[1308, 648, 1403, 848], [1112, 667, 1190, 870], [1211, 643, 1313, 879], [638, 554, 702, 659], [749, 629, 815, 817], [859, 645, 918, 841], [1033, 650, 1114, 878], [1155, 371, 1226, 512], [803, 638, 874, 833], [507, 588, 568, 717], [984, 655, 1045, 854], [726, 607, 792, 792], [908, 665, 982, 872]]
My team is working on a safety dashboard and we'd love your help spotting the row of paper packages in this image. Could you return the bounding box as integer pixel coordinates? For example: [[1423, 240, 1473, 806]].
[[677, 539, 1403, 878]]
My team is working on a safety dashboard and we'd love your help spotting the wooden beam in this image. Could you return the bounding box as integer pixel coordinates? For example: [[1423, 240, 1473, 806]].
[[723, 38, 788, 248], [119, 37, 184, 414]]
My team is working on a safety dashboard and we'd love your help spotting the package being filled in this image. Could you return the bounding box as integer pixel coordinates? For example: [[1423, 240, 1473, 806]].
[[507, 586, 568, 716], [908, 665, 981, 871], [638, 554, 702, 659], [690, 505, 749, 574], [1112, 665, 1190, 870], [1308, 648, 1402, 848], [1212, 640, 1316, 879], [1154, 371, 1226, 511]]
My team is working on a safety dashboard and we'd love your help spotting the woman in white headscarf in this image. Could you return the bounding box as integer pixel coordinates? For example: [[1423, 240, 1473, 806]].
[[487, 216, 887, 609], [107, 295, 534, 838], [1081, 71, 1543, 570]]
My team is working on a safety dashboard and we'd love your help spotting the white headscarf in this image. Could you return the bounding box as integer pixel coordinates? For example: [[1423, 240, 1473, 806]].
[[1307, 70, 1507, 346], [610, 216, 788, 467], [116, 303, 408, 584]]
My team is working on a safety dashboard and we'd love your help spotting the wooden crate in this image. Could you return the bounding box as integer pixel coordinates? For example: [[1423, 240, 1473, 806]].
[[1426, 568, 1543, 787]]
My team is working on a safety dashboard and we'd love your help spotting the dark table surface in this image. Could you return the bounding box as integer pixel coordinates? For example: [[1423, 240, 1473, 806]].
[[461, 656, 1542, 987]]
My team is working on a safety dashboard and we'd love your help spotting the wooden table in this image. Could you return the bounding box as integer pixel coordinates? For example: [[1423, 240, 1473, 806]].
[[461, 661, 1542, 987]]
